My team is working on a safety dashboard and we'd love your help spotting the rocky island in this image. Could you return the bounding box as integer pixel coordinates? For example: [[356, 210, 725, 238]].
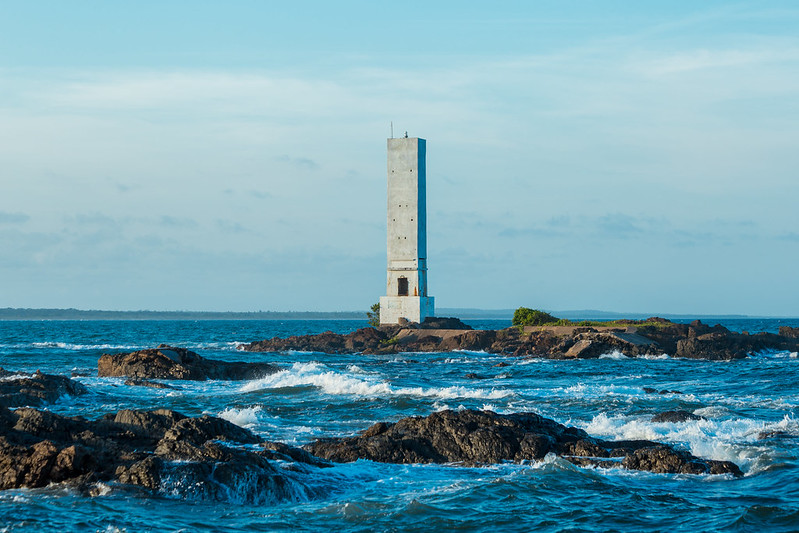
[[240, 315, 799, 361]]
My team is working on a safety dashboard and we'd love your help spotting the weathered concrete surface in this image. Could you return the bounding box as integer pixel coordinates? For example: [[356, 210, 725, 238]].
[[381, 136, 434, 324]]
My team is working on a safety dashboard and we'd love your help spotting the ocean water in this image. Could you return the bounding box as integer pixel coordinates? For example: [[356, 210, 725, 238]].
[[1, 318, 798, 532]]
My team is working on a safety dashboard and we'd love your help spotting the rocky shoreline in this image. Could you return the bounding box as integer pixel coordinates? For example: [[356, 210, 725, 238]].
[[0, 372, 742, 496], [240, 318, 799, 360], [0, 350, 746, 496]]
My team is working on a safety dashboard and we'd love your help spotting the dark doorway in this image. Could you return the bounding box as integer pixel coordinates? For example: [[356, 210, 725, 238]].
[[398, 277, 409, 296]]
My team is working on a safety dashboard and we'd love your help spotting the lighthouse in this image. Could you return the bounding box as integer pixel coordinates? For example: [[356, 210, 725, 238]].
[[379, 136, 435, 325]]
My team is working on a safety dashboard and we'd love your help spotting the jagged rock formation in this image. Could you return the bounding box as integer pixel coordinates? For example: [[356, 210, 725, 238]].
[[0, 368, 87, 408], [98, 345, 280, 380], [0, 405, 325, 501], [305, 409, 742, 476]]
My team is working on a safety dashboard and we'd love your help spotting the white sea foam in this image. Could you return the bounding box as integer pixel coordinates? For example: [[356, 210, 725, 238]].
[[239, 362, 512, 400], [750, 349, 799, 359], [559, 383, 645, 398], [92, 483, 113, 497], [31, 342, 139, 351], [599, 350, 629, 360], [640, 353, 670, 360], [346, 364, 372, 375], [0, 372, 32, 381], [218, 406, 263, 428], [98, 526, 127, 533], [693, 406, 730, 418], [583, 411, 798, 473]]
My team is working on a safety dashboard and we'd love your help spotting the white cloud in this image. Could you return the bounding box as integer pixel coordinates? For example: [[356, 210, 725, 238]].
[[1, 21, 799, 312]]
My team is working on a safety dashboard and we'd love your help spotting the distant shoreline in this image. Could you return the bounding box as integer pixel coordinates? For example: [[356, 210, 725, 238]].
[[0, 308, 368, 321], [0, 307, 790, 321]]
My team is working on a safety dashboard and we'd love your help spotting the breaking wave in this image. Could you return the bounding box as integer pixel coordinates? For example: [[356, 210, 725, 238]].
[[239, 362, 512, 400]]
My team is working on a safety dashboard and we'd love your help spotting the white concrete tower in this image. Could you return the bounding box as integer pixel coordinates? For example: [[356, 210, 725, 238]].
[[380, 136, 435, 324]]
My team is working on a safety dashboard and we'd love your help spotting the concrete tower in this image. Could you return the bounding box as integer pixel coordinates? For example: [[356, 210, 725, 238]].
[[380, 136, 435, 325]]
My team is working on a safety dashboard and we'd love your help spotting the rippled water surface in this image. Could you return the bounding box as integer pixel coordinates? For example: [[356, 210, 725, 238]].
[[1, 319, 798, 532]]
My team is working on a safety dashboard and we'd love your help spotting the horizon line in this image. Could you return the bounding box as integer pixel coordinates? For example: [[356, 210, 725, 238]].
[[0, 307, 796, 320]]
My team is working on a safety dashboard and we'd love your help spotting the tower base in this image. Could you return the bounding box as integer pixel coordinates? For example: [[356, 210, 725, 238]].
[[379, 296, 435, 325]]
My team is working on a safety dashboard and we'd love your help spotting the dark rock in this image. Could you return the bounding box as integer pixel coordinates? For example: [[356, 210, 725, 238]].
[[124, 379, 176, 390], [420, 317, 473, 330], [757, 430, 793, 440], [116, 456, 162, 490], [260, 441, 332, 468], [109, 409, 187, 440], [464, 373, 485, 380], [779, 326, 799, 338], [241, 328, 390, 354], [643, 387, 683, 395], [159, 414, 262, 447], [0, 406, 318, 501], [0, 368, 87, 408], [304, 409, 741, 476], [676, 333, 752, 360], [98, 345, 280, 381], [622, 446, 741, 476], [651, 410, 704, 423]]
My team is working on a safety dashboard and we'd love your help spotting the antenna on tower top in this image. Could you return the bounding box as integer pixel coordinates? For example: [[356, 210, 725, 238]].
[[390, 121, 394, 139]]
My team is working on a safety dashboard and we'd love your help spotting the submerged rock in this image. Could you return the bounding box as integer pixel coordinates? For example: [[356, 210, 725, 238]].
[[123, 378, 176, 390], [98, 345, 280, 381], [650, 410, 704, 423], [0, 368, 87, 408], [643, 387, 683, 395], [0, 406, 320, 502], [305, 409, 742, 477]]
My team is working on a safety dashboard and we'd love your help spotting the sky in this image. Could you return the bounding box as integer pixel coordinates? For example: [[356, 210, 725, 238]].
[[1, 1, 798, 315]]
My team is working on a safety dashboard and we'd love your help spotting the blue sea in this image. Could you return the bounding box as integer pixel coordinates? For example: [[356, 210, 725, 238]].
[[1, 318, 799, 532]]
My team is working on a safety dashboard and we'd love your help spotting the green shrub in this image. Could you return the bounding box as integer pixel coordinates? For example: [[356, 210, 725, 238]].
[[367, 302, 380, 327], [512, 307, 561, 327]]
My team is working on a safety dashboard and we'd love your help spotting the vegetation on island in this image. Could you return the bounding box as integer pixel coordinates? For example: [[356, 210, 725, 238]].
[[512, 308, 566, 327], [512, 307, 672, 329]]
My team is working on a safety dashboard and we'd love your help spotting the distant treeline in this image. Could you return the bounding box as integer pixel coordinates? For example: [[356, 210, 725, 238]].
[[0, 307, 761, 322], [0, 308, 368, 321]]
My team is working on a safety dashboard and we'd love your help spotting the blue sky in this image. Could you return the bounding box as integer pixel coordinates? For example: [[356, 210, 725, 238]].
[[1, 1, 798, 315]]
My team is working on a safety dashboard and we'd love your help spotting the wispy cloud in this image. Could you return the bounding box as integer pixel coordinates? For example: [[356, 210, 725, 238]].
[[275, 155, 318, 170], [0, 211, 29, 224]]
